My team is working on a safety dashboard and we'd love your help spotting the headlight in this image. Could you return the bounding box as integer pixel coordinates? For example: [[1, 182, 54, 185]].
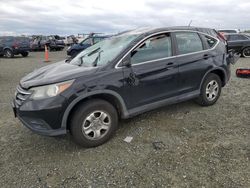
[[29, 80, 74, 100]]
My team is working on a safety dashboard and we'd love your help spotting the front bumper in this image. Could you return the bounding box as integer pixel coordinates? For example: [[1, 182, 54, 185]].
[[12, 94, 68, 136]]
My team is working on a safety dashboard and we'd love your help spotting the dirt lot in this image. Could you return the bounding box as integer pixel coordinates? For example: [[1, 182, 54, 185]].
[[0, 51, 249, 188]]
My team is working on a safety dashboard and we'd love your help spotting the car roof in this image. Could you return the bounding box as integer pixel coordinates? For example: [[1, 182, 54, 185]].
[[224, 33, 245, 36], [120, 26, 217, 38]]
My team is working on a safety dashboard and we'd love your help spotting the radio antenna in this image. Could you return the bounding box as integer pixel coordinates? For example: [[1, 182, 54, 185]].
[[188, 20, 193, 27]]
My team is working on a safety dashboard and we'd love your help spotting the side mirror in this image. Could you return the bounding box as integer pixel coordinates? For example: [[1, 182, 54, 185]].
[[122, 54, 131, 67]]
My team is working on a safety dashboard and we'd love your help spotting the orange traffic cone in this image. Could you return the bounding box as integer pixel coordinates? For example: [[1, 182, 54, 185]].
[[44, 45, 50, 62]]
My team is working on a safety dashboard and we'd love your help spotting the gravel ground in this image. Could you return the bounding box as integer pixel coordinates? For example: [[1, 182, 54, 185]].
[[0, 51, 249, 188]]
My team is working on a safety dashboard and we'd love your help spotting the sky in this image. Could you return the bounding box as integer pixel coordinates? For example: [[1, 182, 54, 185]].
[[0, 0, 250, 36]]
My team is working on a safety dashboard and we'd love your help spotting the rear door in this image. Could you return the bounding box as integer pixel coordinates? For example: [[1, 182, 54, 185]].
[[173, 31, 217, 94], [16, 37, 30, 49]]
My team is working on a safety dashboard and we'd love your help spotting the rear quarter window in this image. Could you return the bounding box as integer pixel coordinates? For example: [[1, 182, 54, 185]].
[[203, 35, 217, 48]]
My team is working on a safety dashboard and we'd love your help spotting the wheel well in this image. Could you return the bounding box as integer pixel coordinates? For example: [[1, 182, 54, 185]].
[[210, 69, 226, 86], [4, 48, 12, 52], [66, 94, 123, 130]]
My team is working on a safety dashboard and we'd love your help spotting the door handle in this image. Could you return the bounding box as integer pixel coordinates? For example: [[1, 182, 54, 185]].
[[166, 62, 174, 66], [165, 62, 175, 70], [203, 54, 210, 59]]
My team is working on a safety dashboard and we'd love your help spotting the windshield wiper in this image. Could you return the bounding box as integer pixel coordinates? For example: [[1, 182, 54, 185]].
[[92, 50, 103, 67], [88, 47, 101, 56], [78, 47, 101, 67]]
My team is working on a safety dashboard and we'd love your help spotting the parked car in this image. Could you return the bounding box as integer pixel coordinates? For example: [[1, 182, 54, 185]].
[[67, 33, 108, 57], [30, 36, 64, 51], [63, 35, 78, 46], [224, 33, 250, 57], [0, 36, 30, 58], [217, 29, 239, 34], [13, 26, 236, 147]]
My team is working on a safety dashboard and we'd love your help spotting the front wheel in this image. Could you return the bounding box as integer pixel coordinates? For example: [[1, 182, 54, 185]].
[[4, 49, 14, 58], [195, 73, 222, 106], [70, 99, 118, 147], [242, 47, 250, 58]]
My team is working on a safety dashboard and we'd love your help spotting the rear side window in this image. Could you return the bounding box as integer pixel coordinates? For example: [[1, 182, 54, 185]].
[[175, 32, 203, 55], [204, 35, 217, 48], [131, 34, 172, 65], [228, 34, 249, 41], [15, 37, 30, 43], [5, 37, 14, 43]]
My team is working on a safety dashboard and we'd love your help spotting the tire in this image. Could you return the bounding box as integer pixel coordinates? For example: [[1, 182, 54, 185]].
[[241, 47, 250, 58], [21, 52, 29, 57], [4, 49, 14, 58], [70, 50, 78, 57], [196, 73, 222, 106], [70, 99, 118, 147]]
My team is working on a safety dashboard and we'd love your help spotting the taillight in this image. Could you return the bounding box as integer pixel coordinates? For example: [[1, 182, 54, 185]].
[[217, 32, 227, 42], [236, 68, 250, 78]]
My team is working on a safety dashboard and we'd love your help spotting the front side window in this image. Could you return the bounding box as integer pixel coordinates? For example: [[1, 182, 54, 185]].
[[131, 34, 172, 65], [175, 32, 203, 55], [81, 38, 92, 45]]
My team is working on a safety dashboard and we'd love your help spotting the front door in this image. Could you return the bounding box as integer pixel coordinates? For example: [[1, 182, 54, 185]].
[[122, 33, 179, 109]]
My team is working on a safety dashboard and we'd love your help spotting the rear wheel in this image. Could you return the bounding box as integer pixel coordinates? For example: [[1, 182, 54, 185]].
[[196, 73, 222, 106], [242, 47, 250, 58], [21, 52, 29, 57], [4, 49, 14, 58], [70, 99, 118, 147]]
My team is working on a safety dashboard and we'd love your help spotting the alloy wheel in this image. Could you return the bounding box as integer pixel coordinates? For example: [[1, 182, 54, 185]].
[[243, 48, 250, 57], [205, 80, 219, 101], [82, 111, 111, 140]]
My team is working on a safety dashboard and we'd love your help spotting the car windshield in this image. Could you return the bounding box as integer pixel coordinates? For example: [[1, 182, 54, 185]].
[[70, 34, 139, 67]]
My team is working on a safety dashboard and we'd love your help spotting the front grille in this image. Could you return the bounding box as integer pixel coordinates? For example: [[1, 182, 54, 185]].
[[15, 85, 32, 106]]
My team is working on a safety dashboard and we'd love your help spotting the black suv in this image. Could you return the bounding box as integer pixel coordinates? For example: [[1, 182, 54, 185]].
[[13, 27, 235, 147], [0, 36, 30, 58], [224, 33, 250, 57]]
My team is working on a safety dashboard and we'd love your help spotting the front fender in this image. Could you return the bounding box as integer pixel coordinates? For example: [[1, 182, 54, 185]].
[[61, 90, 129, 129]]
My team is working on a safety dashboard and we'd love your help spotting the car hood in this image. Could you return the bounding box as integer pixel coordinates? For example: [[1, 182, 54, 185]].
[[20, 61, 97, 89]]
